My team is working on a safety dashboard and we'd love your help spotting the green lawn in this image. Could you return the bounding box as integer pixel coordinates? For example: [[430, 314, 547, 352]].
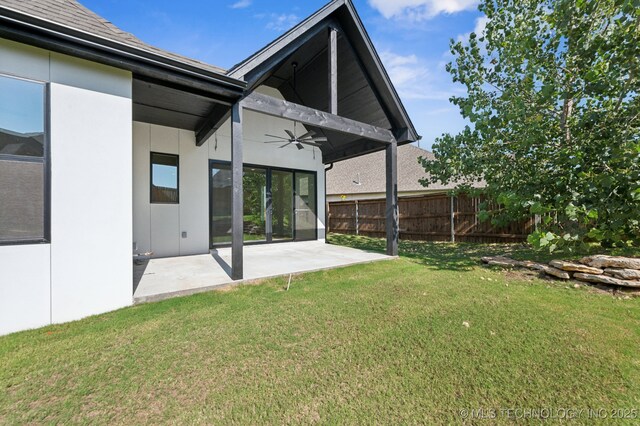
[[1, 235, 639, 424]]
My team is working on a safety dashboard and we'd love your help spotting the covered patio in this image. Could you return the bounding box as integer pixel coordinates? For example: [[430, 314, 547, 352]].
[[133, 241, 391, 303]]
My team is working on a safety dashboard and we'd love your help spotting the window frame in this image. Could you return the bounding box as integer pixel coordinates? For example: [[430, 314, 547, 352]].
[[0, 73, 50, 246], [150, 152, 180, 204]]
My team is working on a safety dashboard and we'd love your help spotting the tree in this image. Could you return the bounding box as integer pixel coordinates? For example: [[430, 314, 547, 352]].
[[420, 0, 640, 250]]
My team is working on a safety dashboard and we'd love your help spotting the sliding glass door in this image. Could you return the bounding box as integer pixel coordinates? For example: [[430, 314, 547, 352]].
[[210, 163, 232, 245], [210, 161, 316, 247], [294, 171, 317, 241], [271, 170, 294, 241], [243, 166, 267, 242]]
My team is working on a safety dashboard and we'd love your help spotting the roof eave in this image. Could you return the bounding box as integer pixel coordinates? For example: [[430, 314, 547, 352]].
[[0, 6, 246, 99]]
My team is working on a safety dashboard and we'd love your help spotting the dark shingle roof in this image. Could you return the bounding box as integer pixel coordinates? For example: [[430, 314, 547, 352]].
[[0, 0, 227, 75], [326, 144, 482, 195]]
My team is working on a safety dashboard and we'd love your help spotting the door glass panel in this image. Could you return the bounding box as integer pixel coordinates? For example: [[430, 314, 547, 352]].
[[271, 170, 293, 241], [243, 166, 267, 242], [294, 172, 317, 240], [210, 163, 232, 245]]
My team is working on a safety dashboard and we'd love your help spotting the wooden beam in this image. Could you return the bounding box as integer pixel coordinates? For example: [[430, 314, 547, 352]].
[[231, 102, 243, 280], [242, 92, 395, 144], [386, 140, 399, 256], [328, 27, 338, 115], [196, 106, 230, 146]]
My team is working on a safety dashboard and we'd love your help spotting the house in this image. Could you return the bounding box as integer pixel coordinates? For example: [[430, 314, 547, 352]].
[[0, 0, 418, 335], [327, 144, 461, 202]]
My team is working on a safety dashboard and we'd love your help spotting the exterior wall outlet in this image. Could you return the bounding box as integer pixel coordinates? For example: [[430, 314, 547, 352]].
[[181, 231, 187, 238]]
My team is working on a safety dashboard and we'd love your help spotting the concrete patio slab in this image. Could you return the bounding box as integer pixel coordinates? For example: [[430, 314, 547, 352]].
[[133, 241, 392, 303]]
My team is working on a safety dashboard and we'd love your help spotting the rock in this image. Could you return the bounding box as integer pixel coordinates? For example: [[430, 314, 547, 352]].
[[480, 256, 569, 279], [540, 265, 571, 280], [526, 263, 548, 271], [574, 273, 640, 288], [518, 260, 541, 269], [481, 256, 519, 267], [604, 268, 640, 280], [549, 260, 604, 274], [462, 321, 470, 328], [580, 255, 640, 270], [573, 283, 580, 289]]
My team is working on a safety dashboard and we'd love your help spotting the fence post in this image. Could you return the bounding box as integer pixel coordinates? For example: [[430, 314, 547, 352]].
[[355, 200, 359, 235], [450, 195, 455, 243]]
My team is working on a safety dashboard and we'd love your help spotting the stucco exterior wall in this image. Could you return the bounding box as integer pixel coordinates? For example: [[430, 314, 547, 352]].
[[133, 86, 326, 258], [0, 38, 133, 335]]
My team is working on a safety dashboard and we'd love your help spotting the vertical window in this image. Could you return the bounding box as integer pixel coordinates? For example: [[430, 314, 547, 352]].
[[271, 170, 293, 241], [0, 74, 48, 244], [151, 152, 179, 204], [242, 166, 267, 242], [210, 162, 232, 245]]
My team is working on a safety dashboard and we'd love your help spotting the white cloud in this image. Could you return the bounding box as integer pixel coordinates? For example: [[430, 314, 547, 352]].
[[457, 15, 488, 42], [230, 0, 251, 9], [368, 0, 479, 21], [380, 51, 459, 101], [265, 13, 300, 31], [474, 15, 489, 35]]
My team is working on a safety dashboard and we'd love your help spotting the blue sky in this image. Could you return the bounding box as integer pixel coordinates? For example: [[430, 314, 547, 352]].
[[82, 0, 485, 150]]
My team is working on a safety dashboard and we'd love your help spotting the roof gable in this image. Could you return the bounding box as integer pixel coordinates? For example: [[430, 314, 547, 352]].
[[229, 0, 419, 144]]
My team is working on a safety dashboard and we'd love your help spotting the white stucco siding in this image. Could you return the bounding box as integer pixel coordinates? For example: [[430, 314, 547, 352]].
[[0, 245, 51, 335], [132, 86, 327, 258], [178, 130, 210, 255], [49, 81, 132, 323], [0, 38, 133, 334], [133, 124, 209, 257]]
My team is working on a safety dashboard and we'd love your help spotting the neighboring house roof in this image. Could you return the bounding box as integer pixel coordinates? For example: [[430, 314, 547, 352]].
[[0, 0, 227, 75], [327, 144, 479, 196]]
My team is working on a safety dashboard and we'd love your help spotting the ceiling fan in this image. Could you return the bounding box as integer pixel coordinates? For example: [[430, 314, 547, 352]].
[[262, 121, 327, 150]]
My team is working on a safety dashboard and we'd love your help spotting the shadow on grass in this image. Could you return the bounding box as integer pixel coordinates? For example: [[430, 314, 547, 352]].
[[327, 233, 640, 272]]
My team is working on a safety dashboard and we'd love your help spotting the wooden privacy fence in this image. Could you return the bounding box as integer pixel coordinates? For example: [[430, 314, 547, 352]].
[[328, 194, 535, 243]]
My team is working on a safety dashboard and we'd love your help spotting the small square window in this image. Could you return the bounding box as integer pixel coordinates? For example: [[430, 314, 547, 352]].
[[151, 152, 179, 204]]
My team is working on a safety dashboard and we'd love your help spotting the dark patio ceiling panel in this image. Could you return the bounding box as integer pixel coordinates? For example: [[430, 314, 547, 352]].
[[132, 78, 223, 131], [270, 33, 391, 132]]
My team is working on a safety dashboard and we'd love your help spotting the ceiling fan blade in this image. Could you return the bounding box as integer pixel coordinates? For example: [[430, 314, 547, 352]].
[[280, 142, 292, 148], [298, 130, 316, 140], [264, 134, 290, 140], [307, 137, 328, 142], [284, 129, 296, 140], [296, 142, 305, 150], [263, 140, 287, 143]]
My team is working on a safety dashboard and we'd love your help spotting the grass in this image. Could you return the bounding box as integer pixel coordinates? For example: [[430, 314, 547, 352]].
[[1, 235, 639, 424]]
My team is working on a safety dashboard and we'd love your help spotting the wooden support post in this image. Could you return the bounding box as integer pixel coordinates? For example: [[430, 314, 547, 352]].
[[231, 102, 243, 280], [328, 27, 338, 115], [386, 141, 398, 256], [450, 195, 455, 243]]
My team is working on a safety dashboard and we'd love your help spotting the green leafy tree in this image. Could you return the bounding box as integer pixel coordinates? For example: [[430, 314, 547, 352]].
[[420, 0, 640, 250]]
